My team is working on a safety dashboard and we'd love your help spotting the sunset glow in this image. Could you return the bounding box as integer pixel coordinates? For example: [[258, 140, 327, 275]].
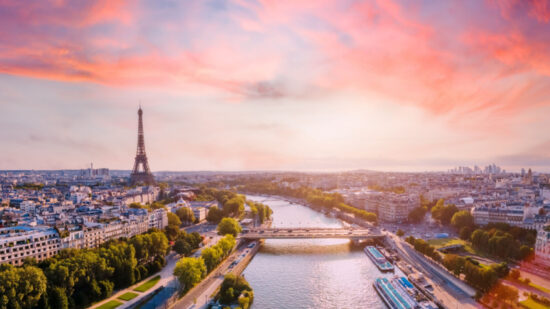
[[1, 0, 550, 171]]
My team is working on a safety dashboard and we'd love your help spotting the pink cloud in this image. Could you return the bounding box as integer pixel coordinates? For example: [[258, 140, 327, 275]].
[[490, 0, 550, 23], [1, 0, 550, 125]]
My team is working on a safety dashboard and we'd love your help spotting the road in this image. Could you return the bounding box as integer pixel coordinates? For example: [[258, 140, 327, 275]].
[[91, 221, 227, 309], [171, 240, 259, 309], [184, 222, 217, 234], [384, 232, 480, 309]]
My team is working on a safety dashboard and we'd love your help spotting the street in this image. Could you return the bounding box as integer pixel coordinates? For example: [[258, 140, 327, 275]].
[[171, 240, 259, 309], [384, 232, 480, 309]]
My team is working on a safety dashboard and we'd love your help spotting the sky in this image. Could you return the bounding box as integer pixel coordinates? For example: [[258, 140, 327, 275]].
[[1, 0, 550, 172]]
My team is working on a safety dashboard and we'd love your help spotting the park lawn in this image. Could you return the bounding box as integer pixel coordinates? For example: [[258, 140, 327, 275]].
[[133, 275, 161, 292], [96, 300, 123, 309], [117, 292, 139, 301], [520, 296, 548, 309], [426, 238, 480, 255]]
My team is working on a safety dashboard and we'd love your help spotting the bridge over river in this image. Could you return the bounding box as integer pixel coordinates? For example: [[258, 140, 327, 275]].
[[239, 227, 384, 240]]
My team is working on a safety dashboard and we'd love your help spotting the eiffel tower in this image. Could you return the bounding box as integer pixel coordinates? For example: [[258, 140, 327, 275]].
[[130, 107, 155, 185]]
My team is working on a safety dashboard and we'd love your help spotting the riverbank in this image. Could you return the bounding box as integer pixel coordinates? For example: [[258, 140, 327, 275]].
[[241, 194, 390, 308], [169, 220, 271, 309], [241, 193, 376, 229]]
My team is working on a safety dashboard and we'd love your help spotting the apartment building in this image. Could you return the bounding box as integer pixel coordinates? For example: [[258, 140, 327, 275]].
[[192, 207, 207, 222], [377, 194, 419, 223], [148, 208, 168, 230], [0, 226, 60, 266], [471, 204, 541, 228], [535, 226, 550, 266]]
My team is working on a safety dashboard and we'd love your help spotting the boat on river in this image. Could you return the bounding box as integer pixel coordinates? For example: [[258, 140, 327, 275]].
[[374, 276, 439, 309], [373, 277, 415, 309], [364, 246, 394, 272]]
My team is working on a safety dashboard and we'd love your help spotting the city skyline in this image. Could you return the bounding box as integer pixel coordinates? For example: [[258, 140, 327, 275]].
[[1, 1, 550, 172]]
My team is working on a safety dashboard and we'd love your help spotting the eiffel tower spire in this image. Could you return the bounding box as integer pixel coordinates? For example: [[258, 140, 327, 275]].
[[130, 106, 155, 185]]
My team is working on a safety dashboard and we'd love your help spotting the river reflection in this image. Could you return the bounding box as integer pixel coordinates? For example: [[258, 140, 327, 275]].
[[242, 195, 392, 309]]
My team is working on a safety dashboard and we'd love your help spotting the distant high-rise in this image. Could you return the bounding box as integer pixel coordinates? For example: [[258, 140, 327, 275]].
[[130, 107, 155, 185]]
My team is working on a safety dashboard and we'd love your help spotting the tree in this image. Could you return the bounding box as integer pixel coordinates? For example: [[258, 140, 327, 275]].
[[471, 229, 489, 249], [201, 247, 222, 273], [451, 210, 474, 230], [408, 206, 427, 223], [99, 242, 137, 289], [167, 212, 182, 227], [443, 254, 466, 276], [223, 197, 244, 216], [49, 286, 69, 309], [174, 238, 192, 256], [200, 235, 235, 273], [217, 235, 236, 257], [440, 204, 459, 225], [218, 274, 253, 307], [130, 234, 151, 262], [173, 257, 206, 293], [42, 249, 115, 307], [150, 202, 166, 210], [396, 229, 405, 237], [431, 199, 458, 225], [217, 218, 242, 237], [459, 226, 474, 240], [129, 202, 145, 209], [206, 206, 224, 223], [165, 225, 180, 241], [431, 204, 444, 221], [176, 207, 196, 225], [149, 231, 170, 258], [0, 265, 47, 309]]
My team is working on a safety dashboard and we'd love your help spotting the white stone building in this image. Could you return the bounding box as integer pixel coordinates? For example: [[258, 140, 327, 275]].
[[0, 226, 60, 266]]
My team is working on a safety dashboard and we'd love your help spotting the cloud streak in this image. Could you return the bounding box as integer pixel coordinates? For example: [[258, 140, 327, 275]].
[[1, 0, 550, 170], [2, 1, 550, 114]]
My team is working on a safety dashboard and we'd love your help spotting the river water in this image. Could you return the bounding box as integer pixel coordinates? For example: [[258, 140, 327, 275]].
[[242, 195, 397, 309]]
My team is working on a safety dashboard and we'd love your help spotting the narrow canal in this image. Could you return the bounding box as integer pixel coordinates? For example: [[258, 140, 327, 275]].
[[242, 195, 399, 309]]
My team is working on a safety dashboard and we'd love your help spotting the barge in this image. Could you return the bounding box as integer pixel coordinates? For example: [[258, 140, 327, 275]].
[[374, 276, 438, 309], [373, 277, 415, 309], [364, 246, 394, 272]]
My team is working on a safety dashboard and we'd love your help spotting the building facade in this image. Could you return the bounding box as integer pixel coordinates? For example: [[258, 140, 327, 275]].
[[535, 226, 550, 265], [0, 226, 60, 266]]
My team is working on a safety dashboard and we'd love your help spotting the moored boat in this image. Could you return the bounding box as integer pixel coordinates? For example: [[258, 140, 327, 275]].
[[364, 245, 394, 272]]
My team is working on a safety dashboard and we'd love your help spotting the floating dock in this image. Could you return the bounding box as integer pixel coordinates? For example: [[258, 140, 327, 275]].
[[374, 276, 439, 309], [364, 246, 394, 272], [374, 277, 415, 309]]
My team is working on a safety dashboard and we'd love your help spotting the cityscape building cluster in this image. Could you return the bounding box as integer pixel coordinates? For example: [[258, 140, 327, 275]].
[[172, 168, 550, 266]]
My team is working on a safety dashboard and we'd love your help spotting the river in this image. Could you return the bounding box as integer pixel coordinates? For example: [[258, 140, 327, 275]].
[[242, 195, 398, 309]]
